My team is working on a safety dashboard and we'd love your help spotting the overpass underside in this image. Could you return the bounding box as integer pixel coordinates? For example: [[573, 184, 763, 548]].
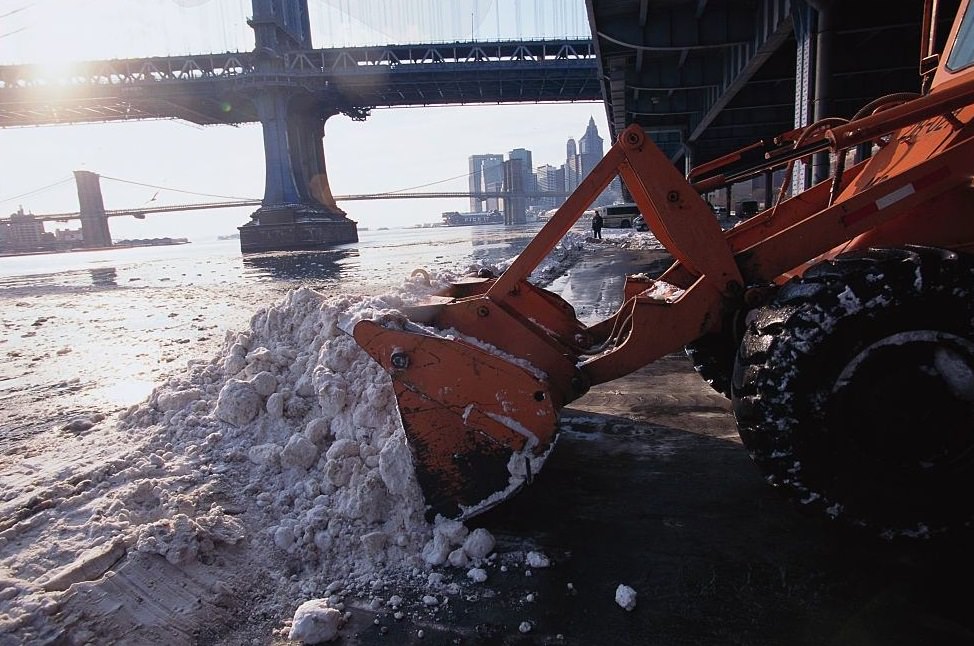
[[587, 0, 960, 197]]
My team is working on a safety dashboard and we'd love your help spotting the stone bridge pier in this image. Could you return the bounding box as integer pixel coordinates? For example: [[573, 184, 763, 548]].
[[74, 170, 112, 248], [238, 0, 358, 253], [238, 89, 358, 252]]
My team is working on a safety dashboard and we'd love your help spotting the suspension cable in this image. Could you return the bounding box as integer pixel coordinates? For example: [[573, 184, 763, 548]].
[[379, 169, 480, 194], [0, 176, 74, 205], [98, 175, 258, 201]]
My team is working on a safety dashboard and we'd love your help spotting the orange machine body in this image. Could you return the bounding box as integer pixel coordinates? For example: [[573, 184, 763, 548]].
[[354, 0, 974, 519]]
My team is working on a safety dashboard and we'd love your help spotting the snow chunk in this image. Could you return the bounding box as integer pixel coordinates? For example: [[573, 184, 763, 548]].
[[525, 550, 550, 568], [467, 567, 487, 583], [462, 527, 495, 561], [421, 535, 451, 567], [448, 548, 469, 568], [249, 371, 278, 397], [615, 584, 637, 611], [248, 443, 281, 466], [214, 379, 262, 426], [133, 507, 245, 566], [281, 434, 319, 471], [433, 517, 469, 545], [156, 387, 203, 412], [377, 430, 414, 495], [289, 598, 343, 643]]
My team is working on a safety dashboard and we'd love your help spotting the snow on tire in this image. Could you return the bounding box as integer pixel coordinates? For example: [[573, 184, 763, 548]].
[[732, 247, 974, 538]]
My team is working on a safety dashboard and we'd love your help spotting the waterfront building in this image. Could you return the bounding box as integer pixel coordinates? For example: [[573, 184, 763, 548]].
[[441, 210, 503, 226], [55, 228, 84, 244], [7, 208, 45, 250]]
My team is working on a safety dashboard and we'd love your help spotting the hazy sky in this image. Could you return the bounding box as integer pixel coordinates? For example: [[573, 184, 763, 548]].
[[0, 0, 609, 240]]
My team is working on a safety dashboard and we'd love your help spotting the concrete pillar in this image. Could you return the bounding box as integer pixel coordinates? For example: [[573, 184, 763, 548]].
[[763, 170, 774, 210], [810, 0, 834, 185], [74, 170, 112, 248], [241, 90, 357, 252], [724, 185, 733, 215], [250, 0, 313, 52], [251, 90, 344, 215], [793, 1, 815, 192], [254, 89, 301, 205], [683, 141, 695, 177], [240, 0, 356, 252]]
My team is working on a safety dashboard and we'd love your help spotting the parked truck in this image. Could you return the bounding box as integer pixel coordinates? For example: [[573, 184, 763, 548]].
[[354, 0, 974, 538]]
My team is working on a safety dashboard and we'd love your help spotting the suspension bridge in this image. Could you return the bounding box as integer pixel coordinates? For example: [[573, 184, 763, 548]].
[[1, 1, 943, 253], [0, 0, 598, 252], [2, 192, 573, 225], [0, 168, 573, 227]]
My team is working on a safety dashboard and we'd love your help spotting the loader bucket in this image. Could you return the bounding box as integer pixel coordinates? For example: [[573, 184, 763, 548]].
[[354, 319, 559, 519]]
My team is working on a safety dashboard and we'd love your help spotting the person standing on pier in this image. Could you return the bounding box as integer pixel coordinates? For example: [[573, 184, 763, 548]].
[[591, 211, 603, 240]]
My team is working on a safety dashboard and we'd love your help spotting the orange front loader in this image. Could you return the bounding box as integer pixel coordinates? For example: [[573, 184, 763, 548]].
[[355, 0, 974, 536]]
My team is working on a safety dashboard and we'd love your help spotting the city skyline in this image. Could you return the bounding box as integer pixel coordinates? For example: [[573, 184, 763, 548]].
[[462, 116, 619, 222]]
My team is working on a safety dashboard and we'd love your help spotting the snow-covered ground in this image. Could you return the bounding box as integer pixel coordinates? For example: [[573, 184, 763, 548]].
[[0, 230, 665, 644]]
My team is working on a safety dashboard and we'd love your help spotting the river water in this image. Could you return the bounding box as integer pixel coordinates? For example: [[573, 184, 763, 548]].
[[0, 221, 593, 449]]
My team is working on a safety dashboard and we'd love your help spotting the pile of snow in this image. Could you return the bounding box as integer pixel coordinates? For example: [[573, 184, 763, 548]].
[[531, 231, 590, 282], [119, 286, 438, 594], [0, 233, 597, 643], [600, 229, 665, 251]]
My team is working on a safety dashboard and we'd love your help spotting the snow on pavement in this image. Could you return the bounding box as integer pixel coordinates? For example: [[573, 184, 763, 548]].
[[0, 229, 656, 643]]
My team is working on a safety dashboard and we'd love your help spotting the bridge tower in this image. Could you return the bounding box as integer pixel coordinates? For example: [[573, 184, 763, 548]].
[[238, 0, 358, 253], [501, 159, 527, 225], [74, 171, 112, 248]]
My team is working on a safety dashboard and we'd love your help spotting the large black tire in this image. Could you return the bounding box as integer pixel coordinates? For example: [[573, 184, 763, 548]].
[[685, 306, 750, 399], [685, 334, 737, 398], [732, 247, 974, 537]]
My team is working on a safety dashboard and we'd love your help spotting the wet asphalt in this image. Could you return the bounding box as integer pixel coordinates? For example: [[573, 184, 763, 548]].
[[326, 245, 974, 645]]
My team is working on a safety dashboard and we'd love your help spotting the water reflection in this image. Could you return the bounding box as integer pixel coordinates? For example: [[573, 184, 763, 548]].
[[468, 224, 542, 265], [241, 249, 359, 282], [88, 267, 118, 287]]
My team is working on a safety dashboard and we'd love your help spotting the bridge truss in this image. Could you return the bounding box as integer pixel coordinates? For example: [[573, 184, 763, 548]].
[[0, 40, 600, 127]]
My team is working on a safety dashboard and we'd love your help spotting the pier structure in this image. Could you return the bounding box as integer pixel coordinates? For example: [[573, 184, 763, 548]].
[[74, 171, 112, 248], [237, 0, 356, 252]]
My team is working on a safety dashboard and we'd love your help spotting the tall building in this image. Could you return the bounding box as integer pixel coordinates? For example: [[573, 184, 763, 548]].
[[535, 164, 564, 209], [578, 116, 604, 178], [573, 117, 619, 206], [564, 138, 581, 193], [507, 148, 536, 206], [468, 154, 504, 212], [7, 207, 44, 250]]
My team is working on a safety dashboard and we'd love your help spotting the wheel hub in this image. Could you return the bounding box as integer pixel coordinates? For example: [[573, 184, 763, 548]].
[[830, 330, 974, 473]]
